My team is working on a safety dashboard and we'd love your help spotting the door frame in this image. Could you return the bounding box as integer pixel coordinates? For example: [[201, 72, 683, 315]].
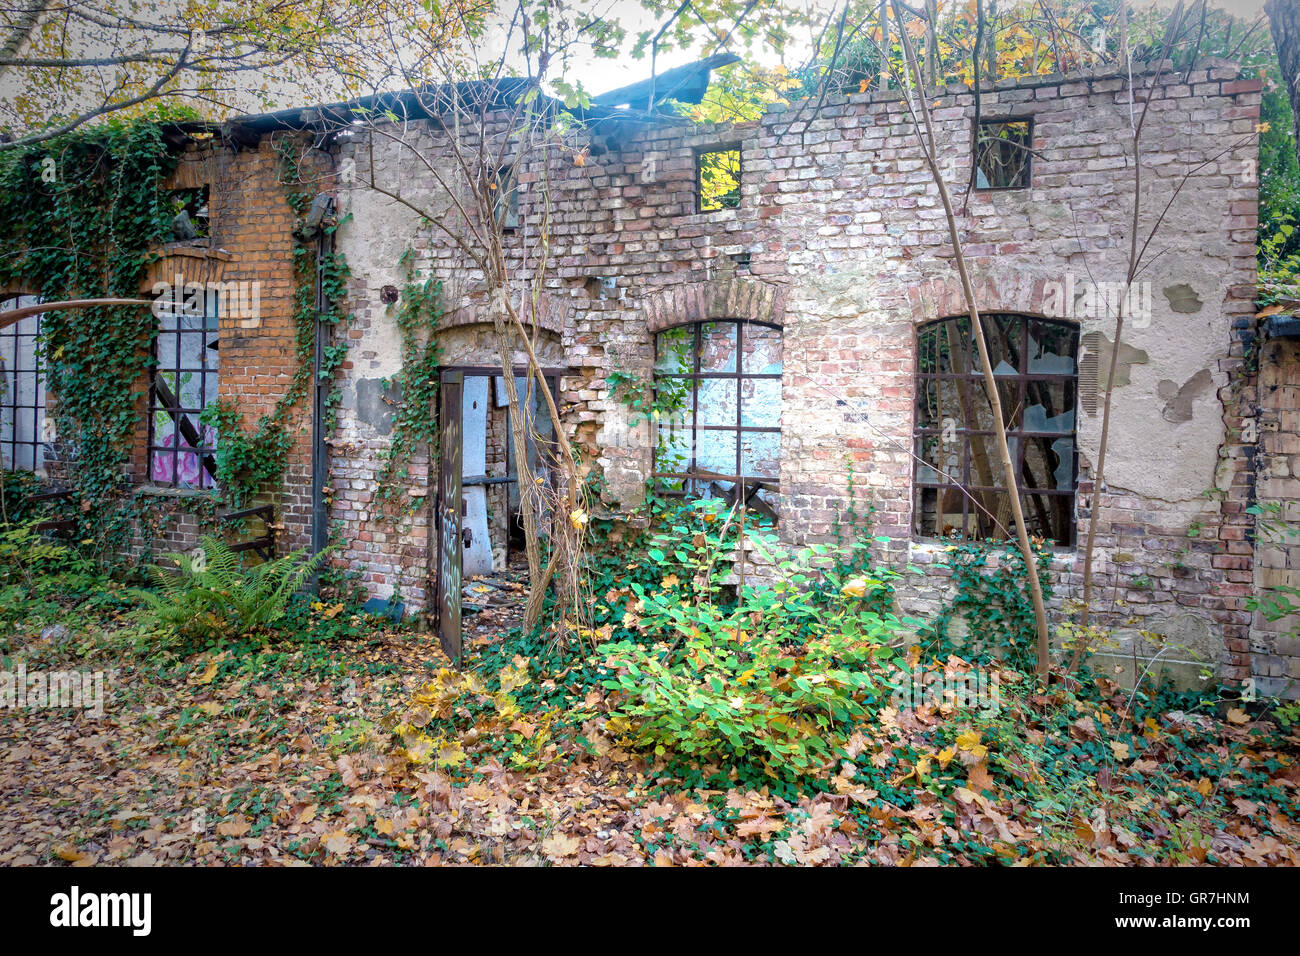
[[434, 364, 567, 664]]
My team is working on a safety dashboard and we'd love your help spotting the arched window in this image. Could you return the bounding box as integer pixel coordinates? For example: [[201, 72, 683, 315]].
[[653, 320, 782, 520], [0, 296, 46, 473], [915, 314, 1078, 546]]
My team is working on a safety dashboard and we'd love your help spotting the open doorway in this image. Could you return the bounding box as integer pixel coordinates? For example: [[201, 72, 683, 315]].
[[434, 365, 564, 662]]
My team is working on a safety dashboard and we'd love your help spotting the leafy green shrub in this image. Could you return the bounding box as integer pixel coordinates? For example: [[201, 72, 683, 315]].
[[0, 517, 88, 580], [924, 539, 1054, 671], [0, 469, 45, 522], [128, 534, 332, 649], [596, 517, 904, 779]]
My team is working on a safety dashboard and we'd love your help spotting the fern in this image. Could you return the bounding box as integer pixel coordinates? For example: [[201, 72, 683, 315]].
[[128, 535, 333, 648]]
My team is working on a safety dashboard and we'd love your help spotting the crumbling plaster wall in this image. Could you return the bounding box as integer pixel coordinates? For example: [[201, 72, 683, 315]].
[[330, 121, 571, 604], [326, 64, 1260, 688]]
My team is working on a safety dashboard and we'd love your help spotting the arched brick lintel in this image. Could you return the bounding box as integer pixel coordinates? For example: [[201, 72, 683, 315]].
[[440, 293, 568, 338], [907, 270, 1076, 326], [0, 279, 40, 300], [642, 278, 786, 334]]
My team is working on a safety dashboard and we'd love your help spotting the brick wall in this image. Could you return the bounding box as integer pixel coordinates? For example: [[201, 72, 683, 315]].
[[123, 133, 325, 559], [329, 63, 1265, 688], [1252, 336, 1300, 697]]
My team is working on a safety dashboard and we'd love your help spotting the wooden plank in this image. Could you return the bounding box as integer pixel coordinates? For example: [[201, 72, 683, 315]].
[[437, 371, 464, 664]]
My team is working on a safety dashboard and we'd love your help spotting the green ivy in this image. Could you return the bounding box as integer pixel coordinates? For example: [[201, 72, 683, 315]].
[[201, 136, 352, 508], [925, 539, 1055, 673], [373, 249, 442, 521], [0, 121, 178, 563]]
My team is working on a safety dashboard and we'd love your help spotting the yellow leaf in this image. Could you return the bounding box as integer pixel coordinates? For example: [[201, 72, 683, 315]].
[[841, 576, 870, 598], [436, 742, 467, 768], [374, 818, 395, 835], [569, 508, 589, 530], [323, 830, 352, 855], [197, 701, 221, 716], [1226, 708, 1249, 725], [1195, 777, 1213, 796], [1109, 741, 1130, 761], [216, 817, 250, 837], [542, 832, 581, 857]]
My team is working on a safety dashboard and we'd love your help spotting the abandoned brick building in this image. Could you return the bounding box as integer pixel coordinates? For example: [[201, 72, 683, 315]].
[[2, 58, 1294, 697]]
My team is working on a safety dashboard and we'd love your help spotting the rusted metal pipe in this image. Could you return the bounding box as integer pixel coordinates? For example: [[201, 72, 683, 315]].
[[0, 297, 153, 331]]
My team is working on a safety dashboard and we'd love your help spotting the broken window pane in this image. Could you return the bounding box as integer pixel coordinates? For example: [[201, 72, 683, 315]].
[[697, 321, 737, 372], [974, 314, 1024, 376], [697, 148, 741, 212], [975, 119, 1032, 189], [654, 320, 783, 518], [1023, 380, 1076, 433], [915, 315, 1078, 545], [150, 296, 219, 489]]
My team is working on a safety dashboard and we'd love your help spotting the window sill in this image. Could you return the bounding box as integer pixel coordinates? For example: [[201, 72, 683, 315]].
[[134, 485, 219, 501], [907, 537, 1075, 569], [676, 207, 740, 224]]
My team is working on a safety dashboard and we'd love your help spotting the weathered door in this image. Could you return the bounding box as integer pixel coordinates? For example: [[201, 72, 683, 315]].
[[436, 371, 463, 663]]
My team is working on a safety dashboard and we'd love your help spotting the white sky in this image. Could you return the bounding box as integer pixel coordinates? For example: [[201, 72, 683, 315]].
[[560, 0, 1272, 99]]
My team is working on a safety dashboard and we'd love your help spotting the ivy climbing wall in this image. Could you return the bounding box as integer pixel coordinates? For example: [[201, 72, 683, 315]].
[[89, 134, 336, 560]]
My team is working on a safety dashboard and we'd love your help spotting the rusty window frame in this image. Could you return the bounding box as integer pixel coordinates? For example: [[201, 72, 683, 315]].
[[913, 314, 1079, 546], [652, 319, 782, 514], [0, 296, 45, 473]]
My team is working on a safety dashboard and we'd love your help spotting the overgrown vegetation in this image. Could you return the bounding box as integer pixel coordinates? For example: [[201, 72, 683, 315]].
[[127, 535, 334, 651], [369, 506, 1300, 863], [0, 120, 177, 562], [373, 253, 442, 521]]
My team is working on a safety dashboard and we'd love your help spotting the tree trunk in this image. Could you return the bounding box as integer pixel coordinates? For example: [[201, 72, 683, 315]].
[[1267, 0, 1300, 169], [892, 3, 1052, 675]]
